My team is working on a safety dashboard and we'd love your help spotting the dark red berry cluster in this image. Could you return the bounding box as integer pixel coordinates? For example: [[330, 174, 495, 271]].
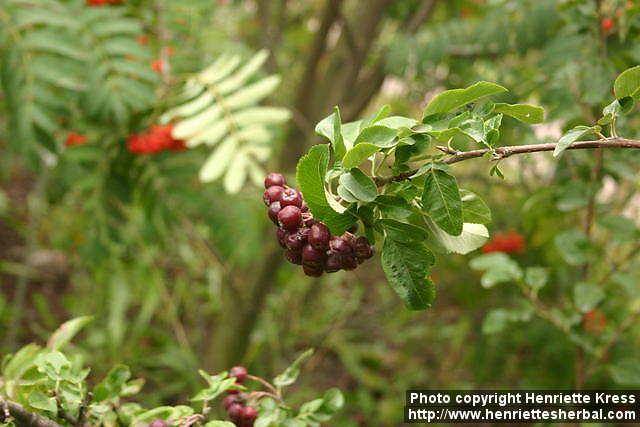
[[263, 173, 374, 276], [223, 366, 258, 427]]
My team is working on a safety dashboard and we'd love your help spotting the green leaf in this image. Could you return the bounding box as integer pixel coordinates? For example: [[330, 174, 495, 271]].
[[553, 125, 600, 158], [342, 143, 380, 169], [2, 343, 42, 380], [492, 103, 544, 124], [296, 145, 354, 234], [601, 98, 634, 123], [469, 253, 522, 288], [93, 365, 132, 401], [338, 169, 377, 202], [460, 190, 491, 224], [379, 219, 428, 243], [422, 168, 463, 236], [374, 195, 413, 220], [380, 237, 436, 310], [315, 108, 346, 158], [423, 81, 507, 117], [614, 65, 640, 100], [47, 316, 93, 351], [205, 422, 237, 427], [427, 221, 489, 255], [555, 229, 591, 265], [354, 125, 398, 148], [525, 267, 548, 291], [573, 282, 605, 313], [192, 377, 237, 402], [273, 349, 314, 388], [376, 116, 418, 129], [28, 390, 57, 413], [609, 359, 640, 386], [482, 307, 533, 335]]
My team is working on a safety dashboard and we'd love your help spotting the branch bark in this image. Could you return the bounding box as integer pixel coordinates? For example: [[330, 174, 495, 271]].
[[374, 138, 640, 185], [1, 399, 63, 427]]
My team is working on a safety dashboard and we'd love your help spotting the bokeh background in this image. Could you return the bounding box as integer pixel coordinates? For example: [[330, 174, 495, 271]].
[[2, 0, 640, 425]]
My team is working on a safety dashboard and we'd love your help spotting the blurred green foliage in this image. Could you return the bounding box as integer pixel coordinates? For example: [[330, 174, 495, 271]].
[[1, 0, 640, 426]]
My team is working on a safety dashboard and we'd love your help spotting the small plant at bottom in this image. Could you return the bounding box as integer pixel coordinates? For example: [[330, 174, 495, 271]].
[[0, 319, 342, 427]]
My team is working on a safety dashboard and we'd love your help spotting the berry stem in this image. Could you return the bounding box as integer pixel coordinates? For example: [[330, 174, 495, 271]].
[[246, 374, 280, 397]]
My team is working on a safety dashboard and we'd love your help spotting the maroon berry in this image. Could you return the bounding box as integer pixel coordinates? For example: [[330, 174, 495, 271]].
[[329, 236, 352, 255], [223, 394, 239, 409], [298, 226, 310, 240], [268, 202, 281, 224], [228, 403, 244, 421], [148, 420, 168, 427], [285, 249, 302, 265], [308, 223, 330, 250], [280, 188, 303, 208], [285, 231, 305, 251], [276, 228, 287, 248], [354, 236, 374, 260], [324, 252, 342, 273], [301, 202, 309, 212], [278, 206, 302, 230], [302, 213, 316, 227], [226, 388, 240, 395], [263, 186, 284, 206], [230, 366, 248, 383], [242, 406, 258, 424], [302, 244, 325, 266], [264, 173, 286, 188], [342, 254, 358, 270], [303, 264, 324, 277]]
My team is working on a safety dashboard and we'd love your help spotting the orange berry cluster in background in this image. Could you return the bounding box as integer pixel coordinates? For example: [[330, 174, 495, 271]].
[[65, 132, 88, 147], [86, 0, 124, 6], [127, 124, 186, 155], [482, 231, 526, 254]]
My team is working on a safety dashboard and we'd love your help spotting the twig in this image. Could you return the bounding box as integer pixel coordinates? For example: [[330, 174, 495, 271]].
[[0, 398, 63, 427], [373, 138, 640, 185], [55, 395, 78, 425], [76, 392, 92, 427], [246, 375, 279, 397]]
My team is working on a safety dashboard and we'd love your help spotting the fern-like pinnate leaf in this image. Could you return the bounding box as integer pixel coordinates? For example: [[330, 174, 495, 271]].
[[162, 50, 290, 193], [0, 0, 156, 150]]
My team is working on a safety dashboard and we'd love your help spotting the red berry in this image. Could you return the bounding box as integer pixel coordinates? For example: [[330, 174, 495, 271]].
[[242, 406, 258, 423], [308, 223, 330, 250], [264, 173, 286, 188], [285, 230, 306, 251], [263, 186, 285, 206], [303, 264, 324, 277], [223, 394, 239, 409], [280, 188, 303, 208], [226, 388, 240, 395], [601, 17, 614, 31], [302, 244, 325, 267], [302, 213, 317, 227], [354, 236, 374, 260], [342, 254, 358, 270], [285, 249, 303, 265], [276, 228, 287, 248], [148, 420, 168, 427], [268, 202, 282, 224], [324, 252, 342, 273], [329, 237, 352, 255], [230, 366, 248, 383], [278, 206, 302, 230], [228, 403, 244, 421]]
